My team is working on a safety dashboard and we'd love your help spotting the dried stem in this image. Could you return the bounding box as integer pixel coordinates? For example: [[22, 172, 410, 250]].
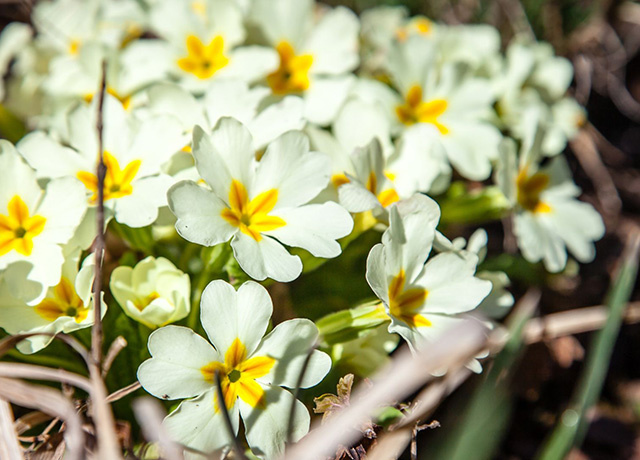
[[214, 370, 248, 460]]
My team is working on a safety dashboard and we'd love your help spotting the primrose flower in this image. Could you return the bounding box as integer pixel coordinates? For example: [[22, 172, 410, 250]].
[[0, 250, 103, 354], [110, 256, 190, 329], [137, 280, 331, 458], [365, 194, 491, 349], [496, 116, 605, 272], [356, 36, 501, 180], [168, 118, 353, 282], [147, 0, 277, 93], [249, 0, 359, 125], [18, 95, 185, 233], [0, 141, 87, 295]]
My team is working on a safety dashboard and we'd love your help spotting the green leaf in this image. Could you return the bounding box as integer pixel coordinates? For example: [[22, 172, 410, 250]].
[[536, 236, 640, 460]]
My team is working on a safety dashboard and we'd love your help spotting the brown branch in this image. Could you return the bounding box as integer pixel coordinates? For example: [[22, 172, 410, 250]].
[[102, 337, 127, 378], [106, 382, 141, 404], [88, 60, 122, 460]]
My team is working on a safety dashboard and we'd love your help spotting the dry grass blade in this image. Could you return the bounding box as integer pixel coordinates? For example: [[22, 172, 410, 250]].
[[0, 399, 23, 460], [283, 318, 488, 460], [0, 377, 84, 460], [14, 411, 52, 435], [0, 363, 91, 392], [102, 337, 127, 378], [133, 398, 184, 460], [106, 382, 141, 404]]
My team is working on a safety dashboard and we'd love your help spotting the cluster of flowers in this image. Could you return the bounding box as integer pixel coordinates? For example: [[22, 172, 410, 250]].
[[0, 0, 604, 457]]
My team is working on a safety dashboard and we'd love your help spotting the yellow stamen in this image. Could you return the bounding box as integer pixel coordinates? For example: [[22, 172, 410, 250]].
[[76, 151, 141, 203], [220, 180, 286, 242], [331, 173, 350, 189], [396, 85, 449, 134], [134, 292, 161, 312], [267, 41, 314, 95], [388, 270, 431, 329], [516, 168, 553, 214], [201, 338, 275, 411], [177, 35, 229, 79], [34, 277, 89, 323], [365, 172, 400, 208], [83, 87, 132, 110], [0, 196, 46, 257], [69, 39, 80, 55]]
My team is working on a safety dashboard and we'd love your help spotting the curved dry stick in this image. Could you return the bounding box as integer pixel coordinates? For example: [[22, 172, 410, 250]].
[[0, 363, 92, 392], [0, 377, 84, 460], [0, 399, 23, 460]]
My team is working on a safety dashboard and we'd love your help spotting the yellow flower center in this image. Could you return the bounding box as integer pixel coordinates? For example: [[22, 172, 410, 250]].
[[34, 277, 89, 323], [388, 270, 431, 328], [267, 41, 313, 95], [395, 17, 432, 41], [76, 151, 141, 203], [365, 172, 400, 208], [396, 85, 449, 134], [134, 291, 161, 312], [0, 196, 47, 257], [516, 168, 552, 214], [177, 35, 229, 79], [69, 39, 80, 55], [201, 338, 275, 411], [220, 180, 286, 242]]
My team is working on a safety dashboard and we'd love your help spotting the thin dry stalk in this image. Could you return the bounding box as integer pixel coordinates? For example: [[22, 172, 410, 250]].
[[0, 363, 91, 392], [87, 60, 122, 460], [14, 411, 52, 435], [106, 382, 141, 404], [133, 398, 184, 460], [0, 399, 23, 460], [286, 342, 317, 445], [102, 337, 127, 378], [214, 370, 248, 460], [0, 377, 84, 460], [283, 319, 488, 460]]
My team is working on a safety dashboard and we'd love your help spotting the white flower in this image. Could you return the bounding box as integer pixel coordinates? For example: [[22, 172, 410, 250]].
[[249, 0, 359, 125], [365, 194, 491, 349], [137, 279, 331, 458], [0, 249, 102, 354], [110, 256, 190, 329], [168, 118, 353, 282], [355, 36, 501, 180], [496, 115, 605, 272], [18, 95, 185, 232], [0, 141, 87, 294], [147, 0, 278, 93]]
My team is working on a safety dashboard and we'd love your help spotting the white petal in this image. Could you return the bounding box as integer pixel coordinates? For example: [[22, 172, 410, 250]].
[[168, 181, 236, 246], [253, 318, 331, 388], [110, 175, 170, 228], [254, 131, 329, 208], [36, 177, 87, 244], [163, 388, 239, 455], [303, 75, 354, 126], [249, 96, 305, 150], [231, 232, 302, 282], [125, 116, 186, 175], [365, 243, 389, 305], [204, 80, 269, 128], [267, 202, 352, 258], [338, 182, 380, 213], [17, 132, 88, 179], [240, 385, 309, 459], [137, 326, 219, 400], [303, 6, 359, 75], [220, 46, 278, 83], [200, 280, 272, 357]]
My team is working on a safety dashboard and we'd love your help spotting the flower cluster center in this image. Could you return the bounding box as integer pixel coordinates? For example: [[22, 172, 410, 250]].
[[0, 195, 47, 257], [34, 277, 89, 323], [77, 151, 141, 203], [201, 338, 275, 411], [178, 35, 229, 79], [396, 85, 449, 134], [220, 179, 286, 242], [388, 270, 431, 328], [516, 168, 552, 214], [267, 41, 313, 95]]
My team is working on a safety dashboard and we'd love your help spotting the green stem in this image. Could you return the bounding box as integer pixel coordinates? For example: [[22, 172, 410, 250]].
[[7, 349, 88, 376]]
